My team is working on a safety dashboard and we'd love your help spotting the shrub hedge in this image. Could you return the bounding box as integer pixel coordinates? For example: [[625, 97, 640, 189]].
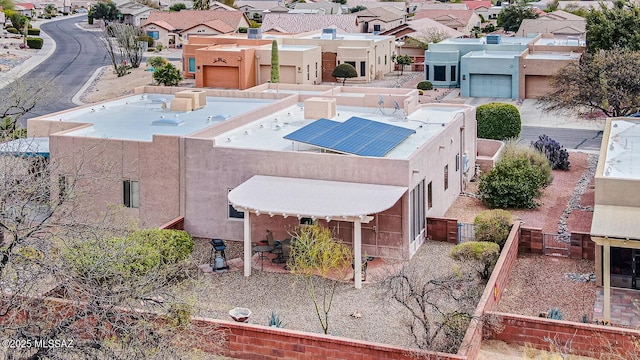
[[6, 27, 18, 34], [476, 102, 521, 140], [450, 241, 500, 280], [27, 28, 40, 35], [26, 37, 43, 49], [417, 81, 433, 91], [474, 209, 513, 249]]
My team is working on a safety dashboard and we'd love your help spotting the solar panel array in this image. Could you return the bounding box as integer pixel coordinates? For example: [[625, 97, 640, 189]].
[[284, 116, 415, 157]]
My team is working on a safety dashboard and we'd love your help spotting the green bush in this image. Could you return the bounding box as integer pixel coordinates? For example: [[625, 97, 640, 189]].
[[138, 35, 155, 47], [476, 102, 521, 140], [153, 62, 182, 86], [479, 153, 551, 209], [127, 229, 194, 265], [88, 16, 94, 25], [6, 27, 18, 34], [238, 27, 248, 33], [450, 241, 500, 280], [26, 37, 43, 49], [474, 209, 513, 249], [27, 28, 40, 35], [502, 141, 553, 187], [417, 80, 433, 90]]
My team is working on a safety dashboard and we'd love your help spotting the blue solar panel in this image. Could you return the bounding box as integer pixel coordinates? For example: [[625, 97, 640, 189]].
[[283, 116, 415, 157]]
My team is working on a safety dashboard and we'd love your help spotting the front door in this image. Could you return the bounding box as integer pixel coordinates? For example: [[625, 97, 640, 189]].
[[634, 250, 640, 289]]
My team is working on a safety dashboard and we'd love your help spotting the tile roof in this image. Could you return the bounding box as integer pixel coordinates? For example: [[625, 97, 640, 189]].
[[210, 1, 237, 11], [413, 9, 476, 25], [294, 1, 342, 14], [356, 7, 405, 22], [143, 10, 248, 32], [405, 17, 464, 40], [462, 0, 492, 10], [261, 13, 360, 33], [236, 0, 281, 11], [516, 16, 585, 37], [182, 19, 235, 33], [411, 2, 468, 11], [543, 10, 585, 21]]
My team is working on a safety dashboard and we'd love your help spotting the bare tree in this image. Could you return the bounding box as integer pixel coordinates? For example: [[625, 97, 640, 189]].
[[0, 76, 59, 139], [100, 23, 145, 77], [380, 267, 482, 353], [0, 140, 221, 359]]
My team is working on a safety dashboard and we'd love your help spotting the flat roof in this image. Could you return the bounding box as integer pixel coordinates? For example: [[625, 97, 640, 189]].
[[535, 38, 586, 46], [439, 37, 535, 45], [298, 33, 391, 41], [214, 104, 465, 159], [603, 119, 640, 179], [43, 94, 276, 141], [464, 50, 522, 58], [525, 52, 581, 60]]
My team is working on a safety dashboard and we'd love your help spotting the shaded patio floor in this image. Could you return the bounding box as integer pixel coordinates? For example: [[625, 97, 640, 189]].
[[594, 287, 640, 327]]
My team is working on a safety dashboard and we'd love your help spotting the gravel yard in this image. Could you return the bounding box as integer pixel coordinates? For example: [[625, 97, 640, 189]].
[[184, 239, 476, 349], [497, 254, 596, 323]]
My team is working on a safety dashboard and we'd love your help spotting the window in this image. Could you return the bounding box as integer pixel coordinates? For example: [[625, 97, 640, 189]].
[[444, 165, 449, 190], [228, 189, 244, 219], [300, 217, 314, 225], [123, 180, 140, 208], [434, 65, 446, 81], [378, 56, 380, 65], [373, 24, 381, 32], [410, 180, 425, 242], [360, 61, 366, 77], [346, 61, 356, 68], [307, 64, 310, 80], [147, 31, 159, 40], [450, 65, 457, 82], [456, 153, 460, 172], [425, 65, 429, 80], [315, 62, 318, 77], [385, 55, 387, 65], [427, 181, 433, 210], [188, 58, 196, 72]]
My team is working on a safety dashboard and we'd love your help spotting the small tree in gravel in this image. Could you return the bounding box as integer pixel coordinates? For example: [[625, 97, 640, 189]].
[[381, 267, 482, 353], [332, 63, 358, 85], [450, 241, 500, 280], [287, 224, 352, 335], [474, 209, 513, 249], [153, 63, 182, 86]]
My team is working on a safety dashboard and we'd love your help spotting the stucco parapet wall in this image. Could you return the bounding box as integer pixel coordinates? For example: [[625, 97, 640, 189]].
[[133, 86, 293, 100]]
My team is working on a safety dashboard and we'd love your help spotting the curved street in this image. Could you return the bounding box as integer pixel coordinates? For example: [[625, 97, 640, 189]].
[[8, 16, 110, 123]]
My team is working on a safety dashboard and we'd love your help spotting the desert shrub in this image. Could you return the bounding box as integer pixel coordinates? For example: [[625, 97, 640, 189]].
[[26, 37, 43, 49], [417, 81, 433, 90], [479, 155, 550, 209], [418, 89, 424, 95], [27, 28, 40, 35], [474, 209, 513, 248], [6, 27, 18, 34], [238, 27, 248, 33], [138, 35, 155, 47], [153, 62, 182, 86], [450, 241, 500, 280], [146, 56, 168, 69], [88, 16, 94, 25], [127, 229, 194, 265], [501, 140, 552, 187], [476, 102, 521, 140], [532, 134, 570, 170]]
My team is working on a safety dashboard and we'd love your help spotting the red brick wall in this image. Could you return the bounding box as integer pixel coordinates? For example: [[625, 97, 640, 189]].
[[159, 216, 185, 230], [485, 311, 640, 358], [519, 227, 543, 254], [191, 318, 466, 360], [570, 232, 595, 260], [426, 217, 458, 244]]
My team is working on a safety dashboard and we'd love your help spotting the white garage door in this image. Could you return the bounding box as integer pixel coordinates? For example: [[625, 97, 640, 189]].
[[469, 74, 512, 98]]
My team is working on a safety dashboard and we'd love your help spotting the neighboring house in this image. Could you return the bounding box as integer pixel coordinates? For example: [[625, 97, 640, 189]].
[[183, 29, 395, 87], [21, 84, 478, 288], [294, 1, 343, 15], [210, 1, 237, 12], [462, 0, 492, 11], [425, 34, 585, 99], [590, 117, 640, 320], [142, 10, 250, 47], [356, 7, 407, 34], [516, 10, 586, 40], [413, 9, 481, 36], [260, 14, 360, 34], [473, 4, 504, 20], [15, 3, 39, 18], [383, 17, 464, 71], [409, 2, 468, 13], [117, 1, 153, 26], [236, 0, 280, 21]]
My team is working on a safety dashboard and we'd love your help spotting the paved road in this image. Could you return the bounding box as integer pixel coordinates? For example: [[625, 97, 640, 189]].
[[520, 126, 603, 152], [6, 16, 109, 124]]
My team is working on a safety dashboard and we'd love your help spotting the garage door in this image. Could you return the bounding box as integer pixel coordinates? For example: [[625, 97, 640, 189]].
[[203, 66, 239, 89], [525, 75, 552, 99], [281, 66, 296, 84], [469, 74, 512, 98]]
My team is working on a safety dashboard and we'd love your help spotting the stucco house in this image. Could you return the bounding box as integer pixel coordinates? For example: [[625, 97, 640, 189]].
[[235, 0, 279, 21], [20, 84, 477, 288], [413, 9, 481, 36], [183, 29, 395, 88], [424, 34, 585, 99], [142, 10, 250, 48], [293, 1, 343, 15], [355, 6, 407, 34], [516, 10, 586, 40], [591, 117, 640, 321], [117, 1, 153, 26]]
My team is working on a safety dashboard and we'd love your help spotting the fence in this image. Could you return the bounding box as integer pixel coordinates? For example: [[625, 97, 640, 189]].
[[542, 233, 570, 257], [457, 222, 475, 243]]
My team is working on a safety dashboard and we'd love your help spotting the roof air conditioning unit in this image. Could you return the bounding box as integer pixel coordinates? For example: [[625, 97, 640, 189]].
[[486, 34, 501, 44], [321, 28, 337, 40], [248, 28, 262, 39]]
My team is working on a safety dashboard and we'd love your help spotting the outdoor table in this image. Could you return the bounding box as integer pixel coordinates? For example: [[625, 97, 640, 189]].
[[252, 245, 273, 270]]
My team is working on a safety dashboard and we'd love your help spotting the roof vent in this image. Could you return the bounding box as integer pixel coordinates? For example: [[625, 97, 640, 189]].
[[152, 117, 184, 126]]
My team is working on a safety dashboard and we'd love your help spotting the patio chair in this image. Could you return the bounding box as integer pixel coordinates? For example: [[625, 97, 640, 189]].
[[259, 230, 282, 259]]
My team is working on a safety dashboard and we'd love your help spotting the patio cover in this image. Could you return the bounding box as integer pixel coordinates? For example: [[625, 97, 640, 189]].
[[229, 175, 407, 289], [228, 175, 407, 221], [591, 204, 640, 241]]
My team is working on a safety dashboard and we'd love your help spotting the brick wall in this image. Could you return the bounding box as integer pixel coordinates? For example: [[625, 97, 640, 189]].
[[160, 216, 185, 230], [426, 217, 458, 244], [570, 232, 595, 260], [485, 311, 640, 358], [519, 227, 543, 254]]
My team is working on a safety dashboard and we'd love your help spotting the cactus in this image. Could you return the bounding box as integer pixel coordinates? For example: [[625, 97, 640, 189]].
[[547, 308, 563, 320], [532, 135, 570, 171], [268, 311, 284, 328]]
